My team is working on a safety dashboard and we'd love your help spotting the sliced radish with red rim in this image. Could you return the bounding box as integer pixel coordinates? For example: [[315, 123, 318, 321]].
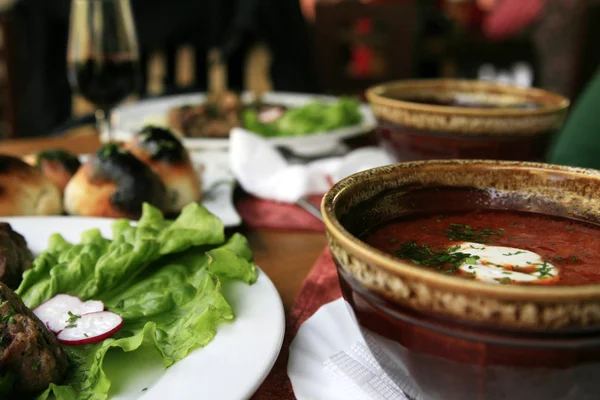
[[57, 311, 123, 346], [33, 294, 104, 333]]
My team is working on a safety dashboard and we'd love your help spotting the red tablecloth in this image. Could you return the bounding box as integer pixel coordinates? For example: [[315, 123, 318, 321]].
[[236, 195, 325, 232], [251, 247, 340, 399]]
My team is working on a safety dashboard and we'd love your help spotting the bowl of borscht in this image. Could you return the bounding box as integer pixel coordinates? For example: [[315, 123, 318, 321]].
[[322, 160, 600, 400], [366, 79, 569, 162]]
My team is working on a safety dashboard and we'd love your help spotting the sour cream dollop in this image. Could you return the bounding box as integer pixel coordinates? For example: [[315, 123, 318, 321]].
[[455, 242, 558, 284]]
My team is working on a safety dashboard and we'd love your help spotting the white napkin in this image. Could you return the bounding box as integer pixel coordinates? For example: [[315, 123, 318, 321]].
[[288, 298, 420, 400], [229, 128, 394, 203]]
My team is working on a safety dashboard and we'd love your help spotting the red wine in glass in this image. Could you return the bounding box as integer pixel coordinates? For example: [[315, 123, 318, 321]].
[[67, 0, 140, 142], [70, 56, 138, 112]]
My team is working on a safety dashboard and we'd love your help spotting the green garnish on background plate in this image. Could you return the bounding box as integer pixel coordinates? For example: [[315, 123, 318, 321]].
[[15, 203, 257, 400], [242, 97, 362, 137]]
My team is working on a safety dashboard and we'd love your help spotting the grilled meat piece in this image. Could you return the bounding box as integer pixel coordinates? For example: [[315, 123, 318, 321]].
[[0, 282, 69, 394], [0, 223, 33, 289], [167, 91, 243, 138]]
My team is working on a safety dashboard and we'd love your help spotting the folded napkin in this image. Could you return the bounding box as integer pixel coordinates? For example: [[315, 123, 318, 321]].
[[291, 298, 415, 400], [230, 128, 393, 203], [253, 249, 414, 400]]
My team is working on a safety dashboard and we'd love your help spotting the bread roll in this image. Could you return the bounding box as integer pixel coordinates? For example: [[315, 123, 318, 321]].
[[125, 126, 202, 213], [34, 149, 81, 192], [64, 144, 167, 218], [0, 155, 63, 216]]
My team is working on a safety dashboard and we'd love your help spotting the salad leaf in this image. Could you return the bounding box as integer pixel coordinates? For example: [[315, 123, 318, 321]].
[[12, 203, 257, 400], [242, 97, 362, 137], [242, 109, 280, 137], [157, 202, 225, 254]]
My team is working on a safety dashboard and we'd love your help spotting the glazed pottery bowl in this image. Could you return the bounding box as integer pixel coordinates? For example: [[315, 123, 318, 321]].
[[322, 160, 600, 400], [366, 80, 569, 162]]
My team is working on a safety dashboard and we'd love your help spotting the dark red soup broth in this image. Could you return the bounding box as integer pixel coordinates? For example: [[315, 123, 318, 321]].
[[362, 210, 600, 286]]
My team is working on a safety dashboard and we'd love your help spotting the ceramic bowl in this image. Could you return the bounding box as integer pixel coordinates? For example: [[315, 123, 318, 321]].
[[322, 160, 600, 400], [366, 80, 570, 162]]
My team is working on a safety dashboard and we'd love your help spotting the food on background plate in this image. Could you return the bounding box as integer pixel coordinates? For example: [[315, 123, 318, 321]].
[[0, 154, 63, 216], [0, 282, 69, 395], [124, 126, 202, 213], [32, 150, 81, 192], [168, 91, 243, 138], [242, 97, 362, 137], [0, 202, 257, 398], [0, 223, 33, 289], [64, 144, 168, 218], [364, 209, 600, 286], [167, 93, 362, 138]]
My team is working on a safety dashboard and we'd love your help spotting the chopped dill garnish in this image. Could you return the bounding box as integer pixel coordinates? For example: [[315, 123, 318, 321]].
[[503, 251, 526, 256], [65, 311, 81, 329], [445, 223, 504, 244], [395, 241, 477, 272], [537, 262, 554, 278]]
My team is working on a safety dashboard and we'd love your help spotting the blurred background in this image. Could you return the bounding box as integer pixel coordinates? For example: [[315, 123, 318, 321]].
[[0, 0, 598, 140]]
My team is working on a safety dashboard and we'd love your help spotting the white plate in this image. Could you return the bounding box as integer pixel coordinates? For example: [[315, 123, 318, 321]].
[[110, 92, 377, 156], [79, 151, 241, 227], [288, 298, 413, 400], [3, 217, 285, 400]]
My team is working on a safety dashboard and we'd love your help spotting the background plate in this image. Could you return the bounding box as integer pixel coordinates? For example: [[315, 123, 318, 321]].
[[111, 92, 376, 156]]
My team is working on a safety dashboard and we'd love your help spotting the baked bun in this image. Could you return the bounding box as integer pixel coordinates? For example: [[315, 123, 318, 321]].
[[124, 126, 202, 213], [0, 154, 63, 216], [64, 144, 167, 218], [34, 149, 81, 192]]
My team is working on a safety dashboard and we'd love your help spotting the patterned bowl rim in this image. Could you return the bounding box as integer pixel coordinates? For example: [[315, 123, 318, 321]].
[[366, 79, 570, 118], [321, 159, 600, 303]]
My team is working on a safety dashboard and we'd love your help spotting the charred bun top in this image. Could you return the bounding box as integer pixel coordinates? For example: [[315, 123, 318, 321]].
[[90, 144, 167, 216], [135, 126, 187, 163], [35, 149, 81, 174], [33, 149, 81, 192]]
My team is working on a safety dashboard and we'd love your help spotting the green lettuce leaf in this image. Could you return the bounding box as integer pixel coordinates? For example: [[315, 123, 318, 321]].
[[241, 97, 362, 137], [157, 202, 225, 254], [13, 203, 257, 400]]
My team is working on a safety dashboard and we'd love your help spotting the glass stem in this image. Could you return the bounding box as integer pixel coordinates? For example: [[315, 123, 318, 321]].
[[96, 108, 113, 143]]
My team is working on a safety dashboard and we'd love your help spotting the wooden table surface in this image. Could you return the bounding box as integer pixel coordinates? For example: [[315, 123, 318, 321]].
[[0, 127, 327, 310]]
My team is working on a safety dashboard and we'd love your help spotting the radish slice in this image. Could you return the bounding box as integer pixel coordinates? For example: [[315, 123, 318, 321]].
[[57, 311, 123, 346], [258, 107, 284, 124], [33, 294, 104, 333]]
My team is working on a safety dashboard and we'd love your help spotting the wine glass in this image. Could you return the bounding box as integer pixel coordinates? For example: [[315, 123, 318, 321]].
[[67, 0, 140, 142]]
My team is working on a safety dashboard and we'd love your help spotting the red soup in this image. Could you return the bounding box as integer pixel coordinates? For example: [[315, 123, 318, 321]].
[[362, 210, 600, 286]]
